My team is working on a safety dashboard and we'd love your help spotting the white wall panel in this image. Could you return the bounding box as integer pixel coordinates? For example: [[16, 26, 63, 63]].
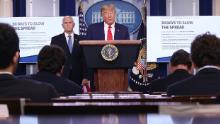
[[26, 0, 59, 17], [0, 0, 13, 17], [166, 0, 199, 16], [213, 0, 220, 15]]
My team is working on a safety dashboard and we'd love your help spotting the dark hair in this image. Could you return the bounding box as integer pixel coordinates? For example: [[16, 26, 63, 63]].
[[0, 23, 19, 69], [191, 33, 220, 68], [38, 45, 66, 73], [170, 49, 192, 69]]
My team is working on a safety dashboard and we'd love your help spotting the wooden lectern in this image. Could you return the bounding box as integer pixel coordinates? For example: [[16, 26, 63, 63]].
[[79, 40, 141, 91]]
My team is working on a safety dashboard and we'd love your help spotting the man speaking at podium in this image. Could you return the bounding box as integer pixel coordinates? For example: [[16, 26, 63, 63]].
[[86, 4, 130, 40], [85, 3, 130, 91]]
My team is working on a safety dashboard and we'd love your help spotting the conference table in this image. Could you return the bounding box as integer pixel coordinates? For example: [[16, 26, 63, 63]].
[[0, 92, 220, 124], [1, 108, 220, 124], [53, 92, 216, 104]]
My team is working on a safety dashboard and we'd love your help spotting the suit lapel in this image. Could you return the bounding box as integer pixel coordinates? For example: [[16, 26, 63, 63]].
[[100, 22, 105, 40], [114, 23, 120, 40], [72, 34, 79, 53]]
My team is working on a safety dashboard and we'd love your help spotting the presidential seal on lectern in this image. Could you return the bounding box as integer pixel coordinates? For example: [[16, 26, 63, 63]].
[[101, 44, 119, 61]]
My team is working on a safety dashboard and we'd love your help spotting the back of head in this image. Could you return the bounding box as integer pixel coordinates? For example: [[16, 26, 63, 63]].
[[0, 23, 19, 69], [191, 33, 220, 68], [38, 45, 66, 74], [170, 49, 192, 69]]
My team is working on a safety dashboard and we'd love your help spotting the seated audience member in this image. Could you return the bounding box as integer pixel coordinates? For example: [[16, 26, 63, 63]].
[[148, 49, 193, 93], [0, 23, 58, 102], [24, 45, 82, 96], [167, 33, 220, 96]]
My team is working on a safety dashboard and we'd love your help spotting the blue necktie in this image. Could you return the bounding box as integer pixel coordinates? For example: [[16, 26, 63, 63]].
[[68, 35, 72, 53]]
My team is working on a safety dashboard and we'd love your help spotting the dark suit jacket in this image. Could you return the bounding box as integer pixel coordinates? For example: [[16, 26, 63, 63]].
[[167, 68, 220, 96], [149, 69, 192, 93], [51, 33, 87, 85], [27, 71, 82, 96], [86, 22, 130, 40], [0, 74, 58, 102]]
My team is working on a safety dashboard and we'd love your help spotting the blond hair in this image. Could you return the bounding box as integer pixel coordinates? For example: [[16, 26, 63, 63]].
[[101, 4, 116, 14]]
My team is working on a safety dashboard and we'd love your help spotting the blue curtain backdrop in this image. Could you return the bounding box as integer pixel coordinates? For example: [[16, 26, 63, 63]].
[[13, 0, 26, 75], [199, 0, 212, 15], [13, 0, 26, 17], [11, 0, 212, 18], [150, 0, 166, 16], [59, 0, 76, 16]]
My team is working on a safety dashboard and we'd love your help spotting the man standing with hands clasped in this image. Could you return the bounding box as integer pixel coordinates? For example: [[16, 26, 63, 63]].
[[51, 16, 90, 88]]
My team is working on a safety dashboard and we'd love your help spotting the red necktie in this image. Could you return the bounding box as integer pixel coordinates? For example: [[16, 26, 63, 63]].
[[107, 25, 113, 40]]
